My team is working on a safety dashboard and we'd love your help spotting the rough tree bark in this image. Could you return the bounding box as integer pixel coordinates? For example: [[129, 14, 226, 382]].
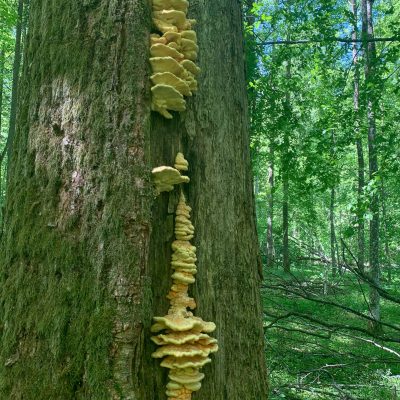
[[0, 1, 268, 399], [0, 47, 4, 138], [0, 47, 4, 208], [350, 0, 366, 272], [0, 46, 4, 220], [362, 0, 381, 332]]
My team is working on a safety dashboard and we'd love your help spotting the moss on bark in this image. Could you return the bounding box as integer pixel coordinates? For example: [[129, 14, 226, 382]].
[[0, 1, 268, 399]]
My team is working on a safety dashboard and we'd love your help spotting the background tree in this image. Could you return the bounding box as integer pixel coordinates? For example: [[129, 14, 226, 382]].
[[247, 0, 400, 398]]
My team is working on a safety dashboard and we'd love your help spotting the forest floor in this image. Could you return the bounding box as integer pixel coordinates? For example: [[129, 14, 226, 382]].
[[263, 264, 400, 400]]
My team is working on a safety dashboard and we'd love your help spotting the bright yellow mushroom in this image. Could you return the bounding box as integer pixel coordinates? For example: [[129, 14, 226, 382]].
[[151, 158, 218, 399]]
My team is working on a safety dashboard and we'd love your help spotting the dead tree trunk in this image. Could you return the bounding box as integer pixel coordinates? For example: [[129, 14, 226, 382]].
[[0, 1, 268, 399]]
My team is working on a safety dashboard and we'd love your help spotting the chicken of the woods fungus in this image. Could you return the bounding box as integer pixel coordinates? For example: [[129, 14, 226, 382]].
[[152, 154, 218, 400], [150, 0, 200, 119], [152, 164, 190, 194]]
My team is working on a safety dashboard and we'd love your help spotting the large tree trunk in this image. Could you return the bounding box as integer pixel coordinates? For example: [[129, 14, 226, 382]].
[[0, 1, 268, 399], [362, 0, 381, 333], [0, 47, 4, 213], [0, 47, 4, 139], [350, 0, 366, 272]]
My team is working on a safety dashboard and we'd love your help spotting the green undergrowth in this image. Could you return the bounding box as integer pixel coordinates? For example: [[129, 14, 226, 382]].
[[263, 264, 400, 400]]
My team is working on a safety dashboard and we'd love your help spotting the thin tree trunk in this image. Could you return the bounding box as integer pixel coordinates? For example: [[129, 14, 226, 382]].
[[381, 180, 392, 282], [0, 1, 268, 398], [351, 0, 366, 272], [266, 141, 275, 268], [362, 0, 381, 333], [6, 0, 24, 167], [330, 187, 337, 277], [282, 59, 291, 273]]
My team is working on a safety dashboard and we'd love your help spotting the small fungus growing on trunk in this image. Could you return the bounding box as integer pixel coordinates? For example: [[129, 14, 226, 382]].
[[152, 165, 190, 193]]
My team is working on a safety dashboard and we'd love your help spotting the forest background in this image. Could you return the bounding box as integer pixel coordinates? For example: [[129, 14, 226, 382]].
[[1, 0, 400, 399]]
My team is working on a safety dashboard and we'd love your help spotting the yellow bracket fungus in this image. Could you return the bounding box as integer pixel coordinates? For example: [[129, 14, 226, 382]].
[[151, 73, 192, 97], [174, 152, 189, 171], [152, 0, 189, 13], [152, 163, 190, 193], [151, 84, 187, 119], [150, 0, 200, 119], [151, 43, 184, 60], [151, 154, 218, 400]]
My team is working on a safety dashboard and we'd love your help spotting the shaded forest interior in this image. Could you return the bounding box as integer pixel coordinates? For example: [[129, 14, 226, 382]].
[[0, 0, 400, 399], [245, 0, 400, 399]]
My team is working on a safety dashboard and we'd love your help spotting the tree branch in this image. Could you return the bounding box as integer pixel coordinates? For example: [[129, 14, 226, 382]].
[[257, 37, 400, 46]]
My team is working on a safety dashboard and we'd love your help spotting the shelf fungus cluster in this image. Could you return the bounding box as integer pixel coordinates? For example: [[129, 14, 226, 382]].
[[152, 153, 190, 194], [151, 154, 218, 400], [150, 0, 200, 119]]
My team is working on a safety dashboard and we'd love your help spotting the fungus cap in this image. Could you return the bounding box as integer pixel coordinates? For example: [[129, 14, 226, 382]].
[[174, 152, 189, 171], [151, 84, 186, 119], [168, 42, 181, 51], [171, 260, 196, 270], [151, 34, 167, 45], [153, 18, 179, 34], [164, 32, 182, 44], [150, 57, 185, 76], [152, 343, 218, 359], [183, 19, 197, 31], [160, 355, 212, 369], [171, 240, 196, 253], [184, 381, 202, 391], [181, 60, 200, 76], [151, 43, 184, 59], [151, 73, 191, 97], [181, 38, 199, 53], [152, 0, 189, 12], [152, 166, 190, 193], [181, 30, 197, 42], [171, 271, 196, 284], [169, 370, 205, 384], [153, 10, 187, 30], [151, 331, 212, 346], [151, 315, 216, 333]]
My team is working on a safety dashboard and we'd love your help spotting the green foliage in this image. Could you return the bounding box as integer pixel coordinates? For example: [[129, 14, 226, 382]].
[[264, 266, 400, 400], [245, 0, 400, 398], [0, 0, 17, 223]]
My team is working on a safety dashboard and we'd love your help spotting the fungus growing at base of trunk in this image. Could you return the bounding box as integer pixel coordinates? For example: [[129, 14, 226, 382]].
[[150, 0, 200, 119], [151, 155, 218, 400]]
